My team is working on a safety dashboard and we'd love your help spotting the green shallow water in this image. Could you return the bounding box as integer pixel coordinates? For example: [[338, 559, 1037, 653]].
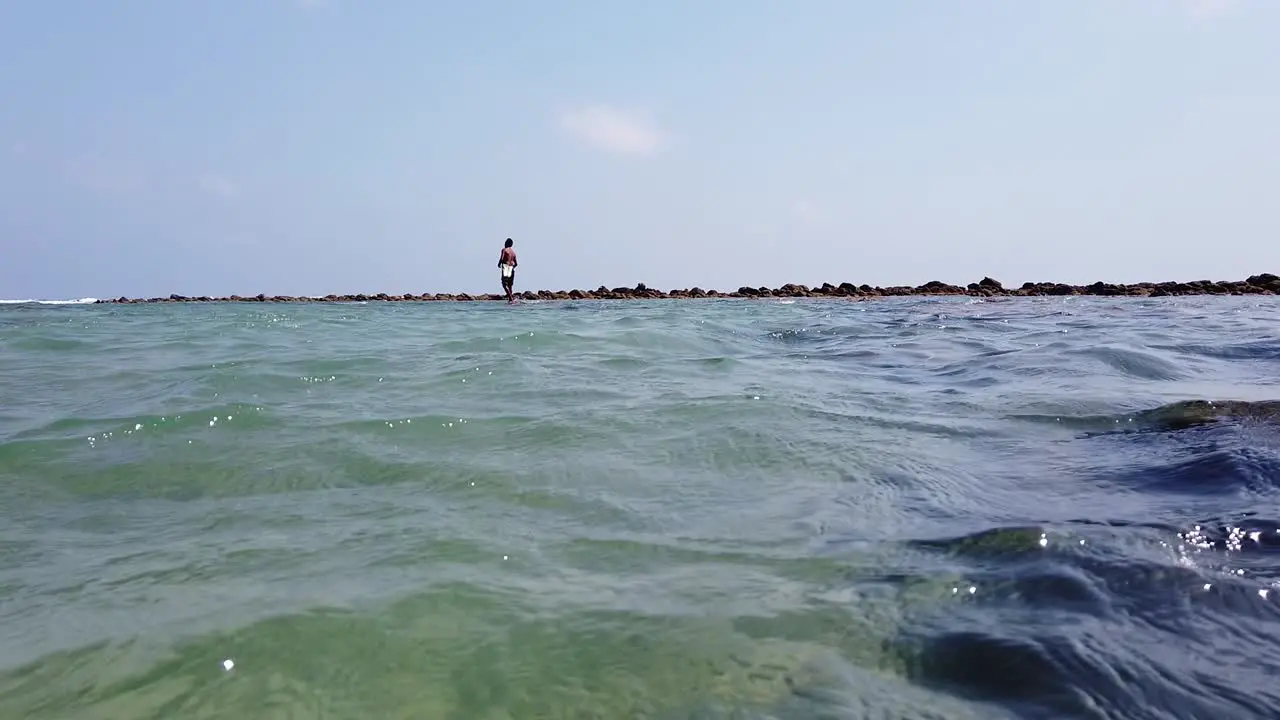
[[4, 297, 1280, 718]]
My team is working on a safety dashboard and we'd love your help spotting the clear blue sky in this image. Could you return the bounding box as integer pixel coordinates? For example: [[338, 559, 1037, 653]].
[[2, 0, 1276, 299]]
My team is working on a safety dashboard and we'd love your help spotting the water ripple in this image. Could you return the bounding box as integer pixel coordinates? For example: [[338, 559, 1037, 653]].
[[1, 296, 1279, 718]]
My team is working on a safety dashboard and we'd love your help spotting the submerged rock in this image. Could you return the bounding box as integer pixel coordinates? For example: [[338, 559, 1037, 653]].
[[1134, 399, 1280, 431]]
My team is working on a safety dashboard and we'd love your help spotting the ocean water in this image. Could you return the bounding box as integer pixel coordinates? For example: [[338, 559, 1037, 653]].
[[2, 296, 1279, 720]]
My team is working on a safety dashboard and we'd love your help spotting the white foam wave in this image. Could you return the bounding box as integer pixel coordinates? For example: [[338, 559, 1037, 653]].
[[0, 298, 100, 305]]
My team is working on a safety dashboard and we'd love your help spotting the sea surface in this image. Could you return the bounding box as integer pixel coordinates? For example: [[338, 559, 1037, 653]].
[[2, 296, 1279, 719]]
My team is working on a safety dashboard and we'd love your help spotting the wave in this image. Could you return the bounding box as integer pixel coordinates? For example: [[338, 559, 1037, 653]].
[[896, 517, 1280, 718], [0, 298, 99, 305]]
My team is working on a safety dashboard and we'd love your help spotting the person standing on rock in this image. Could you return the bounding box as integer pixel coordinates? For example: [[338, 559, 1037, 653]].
[[498, 238, 518, 303]]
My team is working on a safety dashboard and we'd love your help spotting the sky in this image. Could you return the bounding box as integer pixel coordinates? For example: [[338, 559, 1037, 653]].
[[1, 0, 1277, 299]]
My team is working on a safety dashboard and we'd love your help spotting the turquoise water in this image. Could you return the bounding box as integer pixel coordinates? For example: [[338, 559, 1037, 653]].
[[3, 296, 1280, 719]]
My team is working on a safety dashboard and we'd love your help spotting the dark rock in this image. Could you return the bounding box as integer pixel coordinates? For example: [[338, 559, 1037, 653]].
[[1086, 281, 1123, 296]]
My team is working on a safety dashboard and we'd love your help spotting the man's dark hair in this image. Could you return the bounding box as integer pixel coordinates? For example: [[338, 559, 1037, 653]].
[[504, 238, 513, 248]]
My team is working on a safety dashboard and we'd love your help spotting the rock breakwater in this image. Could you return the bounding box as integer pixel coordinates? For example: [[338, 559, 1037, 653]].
[[95, 274, 1280, 303]]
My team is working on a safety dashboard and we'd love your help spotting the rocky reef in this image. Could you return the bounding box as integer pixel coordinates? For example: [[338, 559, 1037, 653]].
[[95, 274, 1280, 304]]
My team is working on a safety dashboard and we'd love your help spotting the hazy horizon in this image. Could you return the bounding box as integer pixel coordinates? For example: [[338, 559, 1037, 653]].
[[2, 0, 1277, 300]]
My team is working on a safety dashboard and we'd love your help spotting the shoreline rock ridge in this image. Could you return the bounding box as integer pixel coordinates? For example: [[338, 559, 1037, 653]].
[[94, 274, 1280, 303]]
